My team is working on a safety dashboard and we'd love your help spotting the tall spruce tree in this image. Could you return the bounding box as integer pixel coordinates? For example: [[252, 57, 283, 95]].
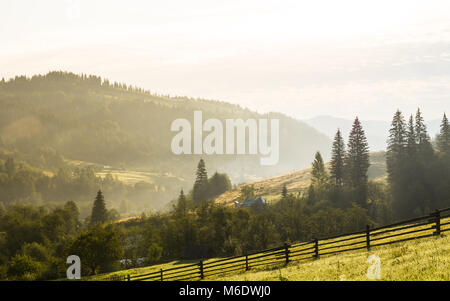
[[330, 129, 345, 186], [406, 115, 417, 158], [193, 159, 208, 202], [415, 109, 433, 157], [344, 117, 370, 208], [311, 151, 328, 187], [437, 113, 450, 154], [415, 109, 428, 145], [90, 190, 108, 225], [386, 110, 406, 181]]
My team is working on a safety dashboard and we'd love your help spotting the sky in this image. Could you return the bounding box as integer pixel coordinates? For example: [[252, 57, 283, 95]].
[[1, 0, 450, 121]]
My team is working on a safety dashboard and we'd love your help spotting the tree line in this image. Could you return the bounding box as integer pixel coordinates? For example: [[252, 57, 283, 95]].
[[386, 109, 450, 219]]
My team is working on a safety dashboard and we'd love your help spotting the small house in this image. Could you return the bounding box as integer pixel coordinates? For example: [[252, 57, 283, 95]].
[[241, 196, 267, 207]]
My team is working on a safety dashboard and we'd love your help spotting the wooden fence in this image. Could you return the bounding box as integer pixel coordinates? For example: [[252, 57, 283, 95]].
[[122, 206, 450, 281]]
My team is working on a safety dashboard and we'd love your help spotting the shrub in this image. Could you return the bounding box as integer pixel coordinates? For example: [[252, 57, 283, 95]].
[[146, 243, 162, 265]]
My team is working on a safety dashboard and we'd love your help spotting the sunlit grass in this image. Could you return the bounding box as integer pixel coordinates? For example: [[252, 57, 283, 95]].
[[94, 216, 450, 281], [211, 233, 450, 281]]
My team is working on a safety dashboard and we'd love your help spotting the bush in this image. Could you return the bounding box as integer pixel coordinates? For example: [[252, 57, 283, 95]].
[[68, 224, 124, 275], [7, 254, 42, 280], [146, 243, 162, 265], [21, 242, 50, 262]]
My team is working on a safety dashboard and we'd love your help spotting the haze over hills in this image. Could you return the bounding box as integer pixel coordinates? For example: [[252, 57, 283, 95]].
[[304, 115, 442, 152], [0, 71, 331, 212]]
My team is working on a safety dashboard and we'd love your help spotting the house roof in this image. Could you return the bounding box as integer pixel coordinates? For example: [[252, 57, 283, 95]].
[[242, 197, 266, 207]]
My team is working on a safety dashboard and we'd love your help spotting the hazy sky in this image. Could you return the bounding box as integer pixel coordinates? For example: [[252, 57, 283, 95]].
[[1, 0, 450, 120]]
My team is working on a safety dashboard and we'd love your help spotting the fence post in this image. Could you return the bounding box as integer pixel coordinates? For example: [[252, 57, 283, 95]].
[[314, 238, 319, 259], [434, 209, 441, 236], [160, 268, 163, 281], [284, 242, 290, 264], [199, 260, 204, 280], [245, 253, 249, 271], [127, 274, 130, 281], [366, 224, 371, 251]]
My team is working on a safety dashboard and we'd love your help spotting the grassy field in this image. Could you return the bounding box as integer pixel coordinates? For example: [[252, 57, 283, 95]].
[[210, 234, 450, 281], [92, 215, 449, 281], [214, 152, 386, 206]]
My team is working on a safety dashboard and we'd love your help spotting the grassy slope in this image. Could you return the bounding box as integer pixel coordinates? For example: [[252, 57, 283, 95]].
[[212, 234, 450, 281], [215, 166, 313, 206], [215, 152, 387, 206], [93, 216, 449, 281]]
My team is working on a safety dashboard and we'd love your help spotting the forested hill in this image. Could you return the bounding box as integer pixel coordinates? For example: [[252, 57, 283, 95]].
[[0, 72, 330, 201]]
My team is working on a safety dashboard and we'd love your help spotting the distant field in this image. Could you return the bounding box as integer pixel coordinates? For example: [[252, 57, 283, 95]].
[[65, 159, 185, 186], [96, 170, 158, 185]]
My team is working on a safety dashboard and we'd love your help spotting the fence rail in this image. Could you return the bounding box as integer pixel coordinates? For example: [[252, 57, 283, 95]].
[[124, 207, 450, 281]]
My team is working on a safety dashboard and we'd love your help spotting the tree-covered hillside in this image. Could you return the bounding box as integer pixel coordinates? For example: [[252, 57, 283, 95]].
[[0, 71, 331, 212]]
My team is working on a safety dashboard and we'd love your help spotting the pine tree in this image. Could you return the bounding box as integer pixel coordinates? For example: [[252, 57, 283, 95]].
[[330, 129, 345, 186], [311, 151, 328, 186], [90, 190, 108, 225], [415, 109, 433, 158], [344, 117, 370, 208], [386, 110, 406, 181], [405, 115, 417, 158], [281, 184, 288, 198], [437, 113, 450, 154], [193, 159, 208, 202], [175, 189, 188, 217]]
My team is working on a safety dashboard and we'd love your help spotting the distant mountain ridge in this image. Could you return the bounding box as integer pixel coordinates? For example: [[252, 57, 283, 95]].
[[304, 115, 441, 152]]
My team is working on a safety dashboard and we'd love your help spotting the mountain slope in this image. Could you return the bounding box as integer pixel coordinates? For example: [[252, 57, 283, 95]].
[[0, 71, 331, 207]]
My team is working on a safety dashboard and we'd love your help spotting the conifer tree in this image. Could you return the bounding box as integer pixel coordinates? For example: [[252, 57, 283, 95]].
[[90, 190, 108, 225], [330, 129, 345, 186], [437, 113, 450, 154], [311, 151, 328, 187], [175, 189, 188, 217], [281, 184, 288, 198], [344, 117, 370, 207], [386, 110, 406, 181], [415, 109, 434, 159], [193, 159, 208, 202], [405, 115, 417, 158]]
